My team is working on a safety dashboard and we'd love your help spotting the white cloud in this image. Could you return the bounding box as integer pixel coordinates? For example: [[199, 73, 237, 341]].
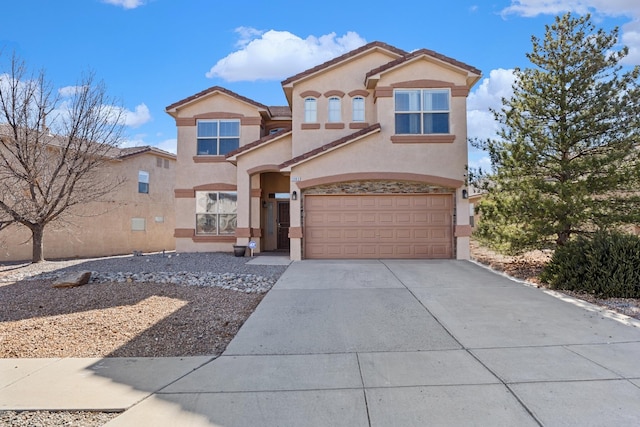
[[153, 138, 177, 154], [502, 1, 640, 64], [206, 29, 367, 82], [467, 69, 516, 140], [123, 103, 151, 128], [58, 85, 86, 97], [102, 0, 146, 9]]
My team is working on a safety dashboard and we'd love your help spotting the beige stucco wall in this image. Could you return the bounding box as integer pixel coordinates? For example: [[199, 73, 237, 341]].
[[172, 92, 267, 254], [0, 152, 176, 262], [290, 50, 400, 156]]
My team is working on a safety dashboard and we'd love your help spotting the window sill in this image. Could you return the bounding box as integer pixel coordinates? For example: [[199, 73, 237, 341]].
[[301, 123, 321, 130], [193, 155, 227, 163], [391, 134, 455, 144], [325, 123, 345, 129]]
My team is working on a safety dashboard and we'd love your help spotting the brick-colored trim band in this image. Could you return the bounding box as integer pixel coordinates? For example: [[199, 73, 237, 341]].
[[176, 117, 196, 126], [301, 123, 321, 130], [251, 228, 263, 237], [241, 117, 262, 126], [390, 80, 469, 97], [235, 228, 252, 238], [349, 122, 370, 129], [374, 87, 393, 98], [195, 112, 243, 119], [175, 189, 195, 198], [193, 183, 237, 191], [289, 227, 303, 239], [251, 189, 262, 198], [324, 90, 345, 98], [348, 89, 370, 97], [455, 225, 472, 237], [174, 228, 195, 238], [193, 156, 227, 163], [300, 90, 321, 98], [391, 135, 455, 144], [325, 123, 345, 129], [451, 86, 470, 97], [298, 172, 463, 190]]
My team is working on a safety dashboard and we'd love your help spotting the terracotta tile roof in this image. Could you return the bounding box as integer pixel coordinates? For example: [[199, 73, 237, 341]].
[[366, 48, 481, 79], [268, 106, 292, 117], [165, 86, 270, 112], [225, 128, 292, 159], [281, 41, 408, 86], [279, 123, 381, 169]]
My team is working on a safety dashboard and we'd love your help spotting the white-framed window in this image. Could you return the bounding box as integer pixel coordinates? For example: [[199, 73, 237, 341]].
[[197, 119, 240, 155], [352, 96, 365, 122], [138, 170, 149, 194], [328, 96, 341, 123], [394, 89, 450, 134], [195, 191, 237, 235], [304, 98, 317, 123]]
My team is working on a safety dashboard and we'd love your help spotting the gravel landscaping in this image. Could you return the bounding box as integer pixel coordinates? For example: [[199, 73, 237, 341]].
[[0, 251, 288, 358], [0, 251, 288, 427]]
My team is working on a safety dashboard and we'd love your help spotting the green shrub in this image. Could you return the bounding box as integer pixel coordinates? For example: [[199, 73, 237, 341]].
[[541, 231, 640, 298]]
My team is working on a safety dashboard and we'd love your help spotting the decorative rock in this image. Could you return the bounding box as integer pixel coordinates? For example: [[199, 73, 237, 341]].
[[53, 271, 92, 288]]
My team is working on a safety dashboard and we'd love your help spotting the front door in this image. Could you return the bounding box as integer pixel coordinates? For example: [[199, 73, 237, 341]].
[[277, 201, 290, 251]]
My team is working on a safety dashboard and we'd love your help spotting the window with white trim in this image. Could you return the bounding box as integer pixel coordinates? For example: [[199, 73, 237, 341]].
[[195, 191, 237, 235], [138, 171, 149, 194], [304, 98, 317, 122], [394, 89, 450, 134], [328, 97, 341, 123], [352, 96, 365, 122], [197, 119, 240, 155]]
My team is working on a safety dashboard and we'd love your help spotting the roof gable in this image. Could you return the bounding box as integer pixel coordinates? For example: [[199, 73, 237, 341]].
[[366, 49, 481, 89], [281, 41, 407, 87], [165, 86, 270, 117]]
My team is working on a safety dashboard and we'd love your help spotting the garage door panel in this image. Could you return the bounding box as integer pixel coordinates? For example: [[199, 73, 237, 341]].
[[305, 194, 453, 259]]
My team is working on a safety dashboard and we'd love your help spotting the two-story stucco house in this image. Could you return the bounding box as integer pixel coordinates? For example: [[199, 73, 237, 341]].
[[166, 41, 481, 260]]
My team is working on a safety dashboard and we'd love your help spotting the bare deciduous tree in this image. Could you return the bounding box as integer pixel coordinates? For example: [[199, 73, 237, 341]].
[[0, 53, 126, 262]]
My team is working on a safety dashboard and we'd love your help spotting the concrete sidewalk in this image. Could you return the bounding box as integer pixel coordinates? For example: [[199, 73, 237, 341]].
[[2, 260, 640, 426]]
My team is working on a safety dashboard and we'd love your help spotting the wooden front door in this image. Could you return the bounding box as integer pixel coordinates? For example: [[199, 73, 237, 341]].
[[277, 201, 290, 251]]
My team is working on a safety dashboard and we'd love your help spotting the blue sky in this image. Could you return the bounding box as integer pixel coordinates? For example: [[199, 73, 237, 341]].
[[2, 0, 639, 169]]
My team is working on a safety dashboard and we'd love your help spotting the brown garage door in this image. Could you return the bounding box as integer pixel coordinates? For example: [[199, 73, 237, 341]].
[[304, 194, 453, 259]]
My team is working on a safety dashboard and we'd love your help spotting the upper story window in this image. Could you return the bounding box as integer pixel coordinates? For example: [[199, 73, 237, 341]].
[[197, 119, 240, 155], [304, 98, 317, 123], [138, 170, 149, 194], [328, 97, 341, 123], [394, 89, 450, 134], [352, 96, 365, 122]]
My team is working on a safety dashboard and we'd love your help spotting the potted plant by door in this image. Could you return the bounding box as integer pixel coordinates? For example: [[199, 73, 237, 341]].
[[233, 245, 247, 257]]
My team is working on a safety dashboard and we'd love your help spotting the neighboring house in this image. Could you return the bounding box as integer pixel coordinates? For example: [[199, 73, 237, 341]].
[[166, 41, 481, 260], [0, 146, 176, 261]]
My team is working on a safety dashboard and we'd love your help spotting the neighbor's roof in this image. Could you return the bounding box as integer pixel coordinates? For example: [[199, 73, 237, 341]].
[[117, 145, 176, 160]]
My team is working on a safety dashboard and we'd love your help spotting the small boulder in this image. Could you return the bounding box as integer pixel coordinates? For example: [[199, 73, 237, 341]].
[[53, 271, 92, 288]]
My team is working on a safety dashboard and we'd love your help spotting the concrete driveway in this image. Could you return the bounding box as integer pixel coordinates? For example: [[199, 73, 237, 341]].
[[21, 259, 640, 426]]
